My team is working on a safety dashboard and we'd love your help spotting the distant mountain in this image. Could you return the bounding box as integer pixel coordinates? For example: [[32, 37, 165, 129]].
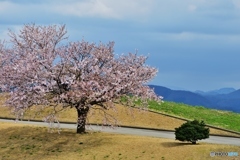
[[227, 89, 240, 98], [149, 85, 212, 107], [148, 85, 240, 113], [196, 88, 236, 96]]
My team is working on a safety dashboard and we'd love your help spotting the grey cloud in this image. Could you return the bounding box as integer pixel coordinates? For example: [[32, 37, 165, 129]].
[[1, 0, 240, 91]]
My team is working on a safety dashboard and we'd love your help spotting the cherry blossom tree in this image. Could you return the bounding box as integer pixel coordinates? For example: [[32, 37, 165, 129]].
[[0, 40, 9, 92], [0, 24, 162, 133]]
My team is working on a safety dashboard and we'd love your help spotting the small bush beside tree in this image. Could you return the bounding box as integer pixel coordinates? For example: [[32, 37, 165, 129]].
[[175, 120, 209, 144]]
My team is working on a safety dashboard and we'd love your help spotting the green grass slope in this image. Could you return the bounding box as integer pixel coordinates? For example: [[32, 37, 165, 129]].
[[148, 100, 240, 132]]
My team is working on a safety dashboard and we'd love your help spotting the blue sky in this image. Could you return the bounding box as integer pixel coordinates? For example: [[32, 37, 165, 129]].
[[1, 0, 240, 91]]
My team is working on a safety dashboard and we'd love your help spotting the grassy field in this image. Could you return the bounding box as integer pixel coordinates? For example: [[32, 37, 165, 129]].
[[0, 94, 240, 160], [0, 93, 240, 137], [148, 100, 240, 132], [0, 105, 239, 137], [0, 122, 239, 160]]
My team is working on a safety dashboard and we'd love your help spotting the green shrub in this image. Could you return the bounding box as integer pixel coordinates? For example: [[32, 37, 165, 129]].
[[175, 120, 209, 144]]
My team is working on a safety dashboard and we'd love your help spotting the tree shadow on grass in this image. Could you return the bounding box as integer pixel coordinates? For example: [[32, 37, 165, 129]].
[[161, 141, 201, 148]]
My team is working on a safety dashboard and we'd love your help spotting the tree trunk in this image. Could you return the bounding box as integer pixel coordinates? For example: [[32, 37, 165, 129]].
[[191, 140, 197, 144], [76, 105, 89, 134]]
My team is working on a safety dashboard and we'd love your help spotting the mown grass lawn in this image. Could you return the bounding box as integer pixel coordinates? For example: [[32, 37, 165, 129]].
[[0, 122, 239, 160]]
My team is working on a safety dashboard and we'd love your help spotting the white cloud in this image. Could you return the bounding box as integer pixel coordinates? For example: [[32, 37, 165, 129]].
[[168, 32, 215, 41], [52, 0, 116, 18], [143, 31, 240, 44], [0, 1, 16, 12], [188, 4, 197, 12], [1, 0, 240, 91], [51, 0, 153, 19], [0, 1, 48, 17], [232, 0, 240, 9]]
